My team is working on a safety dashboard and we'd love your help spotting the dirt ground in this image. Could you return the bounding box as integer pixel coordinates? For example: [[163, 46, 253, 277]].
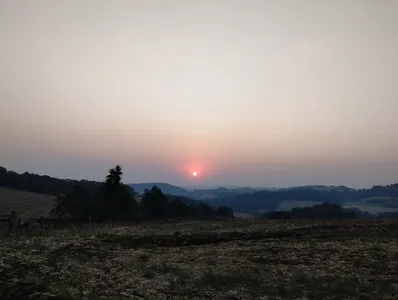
[[1, 219, 397, 300]]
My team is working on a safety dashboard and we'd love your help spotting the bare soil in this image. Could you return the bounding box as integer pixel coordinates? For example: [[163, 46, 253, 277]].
[[1, 220, 397, 300]]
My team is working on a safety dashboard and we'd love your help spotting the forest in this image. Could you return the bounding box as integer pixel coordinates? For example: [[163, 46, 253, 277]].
[[0, 165, 234, 223]]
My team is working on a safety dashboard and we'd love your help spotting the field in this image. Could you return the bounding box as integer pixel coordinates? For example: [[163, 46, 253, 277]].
[[277, 199, 398, 215], [0, 187, 56, 220], [1, 219, 398, 300], [344, 197, 398, 214]]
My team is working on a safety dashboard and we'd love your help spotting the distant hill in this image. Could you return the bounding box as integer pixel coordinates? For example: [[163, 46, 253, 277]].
[[205, 186, 360, 213], [186, 186, 258, 200], [129, 183, 188, 195], [205, 184, 398, 214], [165, 194, 200, 206], [205, 190, 283, 213], [359, 184, 398, 198], [277, 185, 357, 192], [191, 186, 259, 194], [2, 165, 397, 216]]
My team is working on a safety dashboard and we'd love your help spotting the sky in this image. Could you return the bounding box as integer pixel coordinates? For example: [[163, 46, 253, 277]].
[[1, 0, 398, 188]]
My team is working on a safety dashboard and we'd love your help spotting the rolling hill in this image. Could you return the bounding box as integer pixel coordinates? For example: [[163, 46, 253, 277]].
[[129, 183, 188, 195], [128, 182, 261, 199], [2, 165, 397, 217], [205, 185, 398, 215], [0, 187, 56, 221]]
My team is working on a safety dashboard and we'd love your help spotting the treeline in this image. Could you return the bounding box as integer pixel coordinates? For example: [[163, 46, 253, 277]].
[[51, 165, 234, 222], [209, 188, 360, 213], [0, 166, 101, 196], [209, 184, 398, 213], [359, 184, 398, 198], [265, 202, 356, 220]]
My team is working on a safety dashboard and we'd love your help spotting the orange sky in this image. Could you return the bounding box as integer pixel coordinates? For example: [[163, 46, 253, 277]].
[[1, 0, 398, 188]]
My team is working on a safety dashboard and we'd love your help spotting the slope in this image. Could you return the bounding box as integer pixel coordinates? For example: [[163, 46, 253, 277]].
[[0, 187, 56, 221]]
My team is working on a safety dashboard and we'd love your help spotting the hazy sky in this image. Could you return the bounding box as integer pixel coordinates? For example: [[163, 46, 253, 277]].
[[1, 0, 397, 188]]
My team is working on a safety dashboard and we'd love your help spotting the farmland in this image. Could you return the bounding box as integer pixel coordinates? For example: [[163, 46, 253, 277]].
[[0, 187, 56, 220], [1, 219, 398, 300]]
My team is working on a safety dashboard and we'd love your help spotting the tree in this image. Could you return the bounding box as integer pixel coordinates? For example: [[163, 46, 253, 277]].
[[0, 167, 7, 184], [169, 197, 188, 218], [140, 186, 169, 219], [196, 202, 214, 217], [216, 206, 234, 218], [0, 166, 6, 174], [51, 185, 91, 222], [0, 165, 236, 223], [99, 165, 136, 221], [50, 165, 136, 222], [187, 204, 198, 218], [105, 164, 123, 189]]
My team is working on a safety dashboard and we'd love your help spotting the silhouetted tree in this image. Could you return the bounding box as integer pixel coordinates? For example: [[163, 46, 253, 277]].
[[51, 185, 91, 222], [140, 186, 169, 219], [187, 204, 198, 218], [215, 206, 234, 218], [105, 164, 123, 188], [0, 165, 235, 222], [169, 197, 188, 218], [49, 165, 136, 222], [97, 165, 136, 221], [0, 167, 7, 184], [197, 202, 214, 217]]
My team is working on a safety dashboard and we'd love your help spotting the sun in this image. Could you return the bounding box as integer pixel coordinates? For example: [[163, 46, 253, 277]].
[[192, 171, 197, 177]]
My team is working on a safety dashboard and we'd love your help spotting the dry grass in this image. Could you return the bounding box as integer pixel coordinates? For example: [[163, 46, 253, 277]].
[[0, 187, 56, 220], [1, 219, 398, 300]]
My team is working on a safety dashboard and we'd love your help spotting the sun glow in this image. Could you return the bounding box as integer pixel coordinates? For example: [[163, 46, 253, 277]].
[[182, 161, 210, 180]]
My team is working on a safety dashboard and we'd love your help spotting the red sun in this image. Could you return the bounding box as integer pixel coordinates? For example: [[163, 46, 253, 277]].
[[182, 161, 209, 179]]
